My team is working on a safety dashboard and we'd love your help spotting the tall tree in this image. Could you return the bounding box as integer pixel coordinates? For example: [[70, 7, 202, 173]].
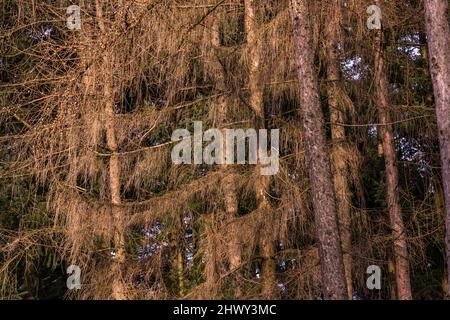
[[211, 17, 240, 275], [373, 0, 412, 300], [324, 0, 353, 299], [289, 0, 347, 299], [244, 0, 276, 298], [94, 0, 127, 299], [205, 15, 241, 297], [423, 0, 450, 297], [3, 0, 448, 301]]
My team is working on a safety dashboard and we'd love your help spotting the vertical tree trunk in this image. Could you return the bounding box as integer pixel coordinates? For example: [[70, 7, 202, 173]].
[[324, 1, 353, 299], [209, 17, 241, 297], [244, 0, 264, 123], [373, 0, 412, 300], [177, 214, 186, 297], [244, 0, 276, 298], [289, 0, 347, 300], [256, 176, 276, 298], [424, 0, 450, 298], [325, 0, 353, 299], [95, 0, 126, 300]]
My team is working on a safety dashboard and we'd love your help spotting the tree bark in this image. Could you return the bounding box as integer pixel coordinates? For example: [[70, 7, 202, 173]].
[[289, 0, 348, 300], [424, 0, 450, 298], [324, 1, 353, 299], [373, 0, 412, 300]]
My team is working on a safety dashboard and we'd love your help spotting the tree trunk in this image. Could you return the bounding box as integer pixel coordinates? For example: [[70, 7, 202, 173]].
[[177, 214, 186, 297], [289, 0, 347, 300], [244, 0, 276, 298], [324, 1, 353, 299], [256, 176, 276, 298], [209, 17, 241, 297], [245, 0, 264, 124], [373, 0, 412, 300], [424, 0, 450, 298], [95, 0, 127, 300]]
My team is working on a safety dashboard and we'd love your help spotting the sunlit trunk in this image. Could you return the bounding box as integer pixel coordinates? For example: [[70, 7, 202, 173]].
[[95, 0, 126, 300]]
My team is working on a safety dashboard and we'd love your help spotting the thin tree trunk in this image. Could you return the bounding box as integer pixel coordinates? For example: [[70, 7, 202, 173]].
[[288, 0, 347, 300], [424, 0, 450, 298], [177, 213, 186, 297], [245, 0, 264, 124], [373, 0, 412, 300], [324, 1, 353, 299], [256, 176, 276, 298], [95, 0, 126, 300], [209, 17, 241, 297], [244, 0, 276, 298]]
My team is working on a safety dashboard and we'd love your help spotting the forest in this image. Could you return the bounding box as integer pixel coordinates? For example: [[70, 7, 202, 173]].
[[0, 0, 449, 300]]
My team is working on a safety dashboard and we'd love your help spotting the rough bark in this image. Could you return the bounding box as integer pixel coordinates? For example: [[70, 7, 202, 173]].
[[324, 1, 353, 299], [289, 0, 347, 300], [424, 0, 450, 298], [373, 1, 412, 300]]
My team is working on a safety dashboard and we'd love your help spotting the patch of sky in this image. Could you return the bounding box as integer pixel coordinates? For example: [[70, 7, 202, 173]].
[[397, 34, 421, 61], [341, 56, 363, 81], [28, 25, 53, 41], [397, 135, 429, 175]]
